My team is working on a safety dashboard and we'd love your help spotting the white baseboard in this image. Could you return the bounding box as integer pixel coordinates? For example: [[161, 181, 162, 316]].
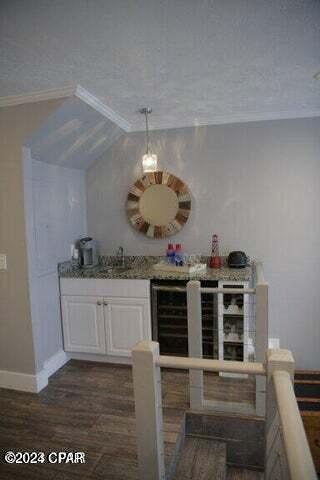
[[69, 352, 131, 365], [0, 349, 69, 393], [0, 369, 45, 393], [36, 369, 49, 392], [43, 349, 69, 378]]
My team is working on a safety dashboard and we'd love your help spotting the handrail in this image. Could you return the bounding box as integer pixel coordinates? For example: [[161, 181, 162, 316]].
[[156, 355, 265, 376], [272, 370, 317, 480]]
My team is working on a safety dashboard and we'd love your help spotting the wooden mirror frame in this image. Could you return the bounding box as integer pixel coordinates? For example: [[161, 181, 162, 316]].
[[126, 171, 191, 238]]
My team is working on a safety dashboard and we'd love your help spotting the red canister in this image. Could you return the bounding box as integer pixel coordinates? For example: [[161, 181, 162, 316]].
[[210, 255, 222, 269]]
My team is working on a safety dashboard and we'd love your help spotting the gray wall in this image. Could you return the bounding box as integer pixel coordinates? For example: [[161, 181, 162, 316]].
[[87, 117, 320, 369], [24, 150, 87, 372]]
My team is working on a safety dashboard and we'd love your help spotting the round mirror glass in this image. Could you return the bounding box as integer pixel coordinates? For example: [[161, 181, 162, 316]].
[[139, 184, 179, 225], [127, 171, 191, 238]]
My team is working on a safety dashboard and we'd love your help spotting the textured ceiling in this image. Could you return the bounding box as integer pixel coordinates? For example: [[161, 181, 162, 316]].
[[26, 97, 124, 169], [1, 0, 320, 130]]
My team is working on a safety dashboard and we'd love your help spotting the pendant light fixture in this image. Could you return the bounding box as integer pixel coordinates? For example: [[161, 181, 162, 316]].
[[140, 107, 158, 173]]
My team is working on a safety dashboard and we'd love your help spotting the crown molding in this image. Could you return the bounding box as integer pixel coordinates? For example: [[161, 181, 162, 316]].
[[0, 86, 76, 108], [1, 85, 318, 131], [130, 108, 320, 132], [75, 85, 131, 132], [0, 84, 132, 132]]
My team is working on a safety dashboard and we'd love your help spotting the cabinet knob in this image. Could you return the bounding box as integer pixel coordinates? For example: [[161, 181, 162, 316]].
[[97, 301, 102, 306], [103, 302, 108, 306]]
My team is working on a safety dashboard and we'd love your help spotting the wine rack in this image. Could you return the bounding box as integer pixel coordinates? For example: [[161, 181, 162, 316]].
[[151, 279, 218, 358], [218, 280, 254, 377]]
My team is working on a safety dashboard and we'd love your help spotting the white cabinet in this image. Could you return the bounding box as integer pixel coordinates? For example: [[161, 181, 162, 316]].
[[60, 279, 151, 360], [104, 298, 150, 357], [61, 295, 106, 354]]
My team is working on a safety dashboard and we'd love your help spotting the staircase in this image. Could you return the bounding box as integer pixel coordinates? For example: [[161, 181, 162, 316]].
[[226, 467, 264, 479], [294, 370, 320, 412], [173, 435, 263, 480], [294, 371, 320, 473], [132, 341, 317, 480], [173, 437, 226, 479], [170, 411, 264, 480]]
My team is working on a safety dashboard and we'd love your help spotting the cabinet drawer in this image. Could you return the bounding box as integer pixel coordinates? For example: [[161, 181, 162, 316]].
[[60, 278, 150, 298]]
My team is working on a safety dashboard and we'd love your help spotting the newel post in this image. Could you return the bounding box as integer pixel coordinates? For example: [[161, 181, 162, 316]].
[[266, 349, 295, 382], [187, 280, 204, 410], [265, 349, 295, 432], [255, 262, 269, 416], [132, 341, 165, 480], [265, 349, 295, 479]]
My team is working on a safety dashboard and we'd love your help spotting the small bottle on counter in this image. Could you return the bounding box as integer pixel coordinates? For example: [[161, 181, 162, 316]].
[[71, 243, 79, 265], [209, 234, 222, 269], [175, 244, 184, 266], [166, 243, 175, 264]]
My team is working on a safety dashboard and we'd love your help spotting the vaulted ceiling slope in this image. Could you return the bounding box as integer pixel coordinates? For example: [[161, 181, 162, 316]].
[[26, 97, 124, 169], [1, 0, 320, 130]]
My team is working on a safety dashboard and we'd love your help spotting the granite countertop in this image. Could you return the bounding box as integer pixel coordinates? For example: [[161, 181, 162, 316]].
[[58, 256, 252, 282]]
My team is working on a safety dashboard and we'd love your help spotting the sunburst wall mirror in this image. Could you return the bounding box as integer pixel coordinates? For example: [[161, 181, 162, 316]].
[[126, 171, 192, 238]]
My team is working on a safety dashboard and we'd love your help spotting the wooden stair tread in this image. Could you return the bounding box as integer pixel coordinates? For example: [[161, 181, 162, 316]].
[[294, 370, 320, 473], [227, 467, 264, 479], [297, 397, 320, 403], [294, 379, 320, 385], [294, 380, 320, 402], [173, 436, 226, 480]]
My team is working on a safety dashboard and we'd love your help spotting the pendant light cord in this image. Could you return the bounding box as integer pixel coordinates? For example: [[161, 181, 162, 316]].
[[145, 108, 151, 155], [140, 106, 158, 172], [140, 107, 153, 156]]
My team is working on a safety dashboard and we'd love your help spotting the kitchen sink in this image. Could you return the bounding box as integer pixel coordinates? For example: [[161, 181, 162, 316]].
[[100, 266, 132, 273]]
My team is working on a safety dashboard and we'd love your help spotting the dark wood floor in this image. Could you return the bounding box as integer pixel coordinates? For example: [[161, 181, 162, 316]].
[[0, 360, 255, 479]]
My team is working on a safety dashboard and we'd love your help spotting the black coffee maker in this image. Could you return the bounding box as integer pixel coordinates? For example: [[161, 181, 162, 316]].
[[78, 237, 99, 268]]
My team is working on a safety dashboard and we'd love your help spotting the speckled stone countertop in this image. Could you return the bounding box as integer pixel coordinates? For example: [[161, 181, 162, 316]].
[[58, 256, 252, 282]]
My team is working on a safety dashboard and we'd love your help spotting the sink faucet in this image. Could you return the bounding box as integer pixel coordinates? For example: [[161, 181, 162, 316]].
[[116, 246, 125, 267]]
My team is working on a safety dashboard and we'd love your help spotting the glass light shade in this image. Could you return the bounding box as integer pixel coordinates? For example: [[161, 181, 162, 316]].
[[142, 153, 158, 172]]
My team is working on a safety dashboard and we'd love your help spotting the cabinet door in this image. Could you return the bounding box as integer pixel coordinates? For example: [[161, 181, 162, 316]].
[[104, 298, 151, 357], [61, 295, 106, 354]]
